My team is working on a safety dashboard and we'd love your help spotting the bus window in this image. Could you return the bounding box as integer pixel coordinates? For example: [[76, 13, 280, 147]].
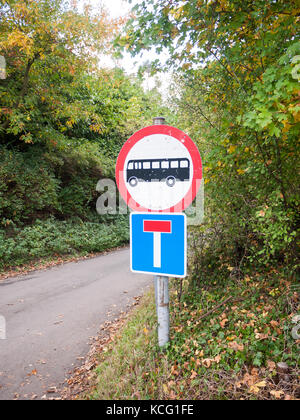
[[128, 162, 134, 170], [161, 161, 169, 169], [152, 162, 160, 169], [180, 160, 189, 168], [171, 161, 179, 168], [143, 162, 151, 169]]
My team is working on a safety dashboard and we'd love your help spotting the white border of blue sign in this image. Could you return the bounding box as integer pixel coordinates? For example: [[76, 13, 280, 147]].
[[130, 212, 187, 278]]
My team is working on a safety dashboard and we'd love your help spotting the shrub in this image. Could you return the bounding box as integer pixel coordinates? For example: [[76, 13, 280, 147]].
[[0, 142, 108, 226], [0, 147, 60, 225], [0, 216, 129, 270]]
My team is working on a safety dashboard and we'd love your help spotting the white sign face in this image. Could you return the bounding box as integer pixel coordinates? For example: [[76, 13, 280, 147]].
[[123, 134, 193, 211], [116, 125, 202, 213]]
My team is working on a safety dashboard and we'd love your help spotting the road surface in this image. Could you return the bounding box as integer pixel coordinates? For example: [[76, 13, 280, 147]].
[[0, 248, 151, 400]]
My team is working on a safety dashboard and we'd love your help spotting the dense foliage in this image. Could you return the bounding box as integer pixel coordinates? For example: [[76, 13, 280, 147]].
[[89, 272, 299, 400], [122, 0, 300, 273], [0, 0, 115, 145], [0, 0, 171, 270], [0, 216, 129, 270]]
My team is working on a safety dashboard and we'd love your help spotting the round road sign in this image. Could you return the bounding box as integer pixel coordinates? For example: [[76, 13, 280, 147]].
[[115, 125, 202, 213]]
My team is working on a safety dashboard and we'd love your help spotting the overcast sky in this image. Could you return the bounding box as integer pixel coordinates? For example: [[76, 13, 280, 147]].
[[83, 0, 139, 73], [101, 0, 132, 18], [79, 0, 171, 93]]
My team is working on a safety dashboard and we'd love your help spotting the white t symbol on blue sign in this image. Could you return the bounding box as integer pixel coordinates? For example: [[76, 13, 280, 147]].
[[130, 213, 187, 278]]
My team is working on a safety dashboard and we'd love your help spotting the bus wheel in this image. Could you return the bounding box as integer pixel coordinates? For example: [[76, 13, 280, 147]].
[[129, 177, 138, 187], [166, 176, 176, 187]]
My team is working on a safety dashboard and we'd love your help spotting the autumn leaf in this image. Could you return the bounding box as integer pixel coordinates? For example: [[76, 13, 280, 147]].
[[220, 318, 228, 328], [270, 390, 284, 399], [28, 369, 37, 377], [266, 360, 276, 371], [228, 341, 244, 352], [214, 355, 221, 364], [202, 359, 212, 368], [171, 365, 179, 376], [190, 370, 198, 379], [226, 335, 237, 341], [255, 332, 269, 340], [228, 145, 237, 154], [249, 381, 267, 394]]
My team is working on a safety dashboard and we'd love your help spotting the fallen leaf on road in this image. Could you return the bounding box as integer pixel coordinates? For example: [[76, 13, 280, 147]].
[[47, 387, 58, 394], [28, 369, 37, 377]]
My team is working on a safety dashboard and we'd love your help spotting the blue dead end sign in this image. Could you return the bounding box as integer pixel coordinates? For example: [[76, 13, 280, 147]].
[[130, 212, 187, 278]]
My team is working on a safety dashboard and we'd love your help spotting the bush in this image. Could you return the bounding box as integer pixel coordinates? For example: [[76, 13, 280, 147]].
[[0, 147, 60, 225], [0, 142, 109, 226], [0, 216, 129, 270]]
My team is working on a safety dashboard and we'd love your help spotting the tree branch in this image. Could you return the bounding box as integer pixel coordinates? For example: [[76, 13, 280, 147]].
[[1, 54, 38, 131]]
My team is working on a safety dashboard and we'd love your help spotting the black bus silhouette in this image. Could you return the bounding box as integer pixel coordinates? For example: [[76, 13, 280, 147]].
[[126, 158, 190, 187]]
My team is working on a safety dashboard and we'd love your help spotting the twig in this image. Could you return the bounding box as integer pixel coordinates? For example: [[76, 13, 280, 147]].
[[195, 296, 234, 323]]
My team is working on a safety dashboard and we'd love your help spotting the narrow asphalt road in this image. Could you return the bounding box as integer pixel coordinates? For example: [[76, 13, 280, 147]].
[[0, 248, 151, 400]]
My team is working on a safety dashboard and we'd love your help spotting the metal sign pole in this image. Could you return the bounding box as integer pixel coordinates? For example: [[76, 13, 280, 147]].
[[117, 118, 201, 349], [153, 117, 170, 347], [156, 275, 170, 347]]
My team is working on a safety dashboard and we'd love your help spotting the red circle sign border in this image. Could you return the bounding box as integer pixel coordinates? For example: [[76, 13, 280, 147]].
[[115, 125, 203, 213]]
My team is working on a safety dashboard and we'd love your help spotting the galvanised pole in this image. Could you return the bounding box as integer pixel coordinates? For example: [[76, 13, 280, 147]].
[[153, 117, 170, 347]]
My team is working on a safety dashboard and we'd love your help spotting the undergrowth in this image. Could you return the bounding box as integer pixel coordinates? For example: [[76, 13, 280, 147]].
[[88, 269, 299, 400], [0, 215, 129, 272]]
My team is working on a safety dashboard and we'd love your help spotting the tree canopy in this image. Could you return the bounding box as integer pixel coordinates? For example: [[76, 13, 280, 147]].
[[0, 0, 118, 145], [120, 0, 300, 268]]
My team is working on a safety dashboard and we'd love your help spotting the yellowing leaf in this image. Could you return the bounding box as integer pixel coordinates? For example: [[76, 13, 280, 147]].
[[228, 145, 237, 154], [226, 335, 236, 341], [249, 381, 267, 394]]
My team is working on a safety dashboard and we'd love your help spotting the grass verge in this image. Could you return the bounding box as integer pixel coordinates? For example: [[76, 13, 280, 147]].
[[85, 270, 299, 400]]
